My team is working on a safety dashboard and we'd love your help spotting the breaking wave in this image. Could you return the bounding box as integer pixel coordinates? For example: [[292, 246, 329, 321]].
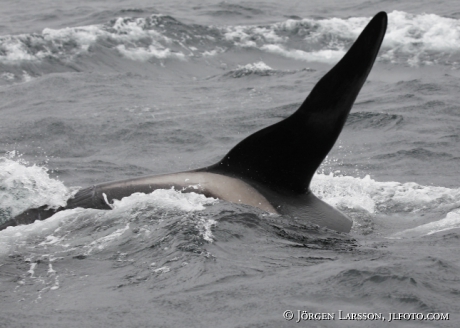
[[1, 10, 459, 72]]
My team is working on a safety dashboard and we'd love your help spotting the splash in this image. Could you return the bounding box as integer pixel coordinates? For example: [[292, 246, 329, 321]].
[[0, 156, 71, 222], [312, 173, 460, 215]]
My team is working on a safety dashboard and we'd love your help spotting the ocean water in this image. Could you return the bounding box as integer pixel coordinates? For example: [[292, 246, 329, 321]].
[[1, 1, 460, 327]]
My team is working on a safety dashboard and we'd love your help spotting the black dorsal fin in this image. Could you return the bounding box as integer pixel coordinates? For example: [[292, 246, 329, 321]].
[[204, 12, 387, 194]]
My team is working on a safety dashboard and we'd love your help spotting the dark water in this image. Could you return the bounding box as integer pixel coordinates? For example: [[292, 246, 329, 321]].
[[1, 1, 460, 327]]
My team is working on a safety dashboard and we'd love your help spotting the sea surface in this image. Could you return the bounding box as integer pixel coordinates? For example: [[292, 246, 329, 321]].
[[1, 1, 460, 327]]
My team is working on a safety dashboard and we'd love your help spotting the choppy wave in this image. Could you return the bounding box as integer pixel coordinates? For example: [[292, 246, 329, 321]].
[[1, 10, 459, 73]]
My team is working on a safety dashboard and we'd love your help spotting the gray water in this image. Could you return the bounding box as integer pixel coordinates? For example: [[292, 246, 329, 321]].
[[1, 1, 460, 327]]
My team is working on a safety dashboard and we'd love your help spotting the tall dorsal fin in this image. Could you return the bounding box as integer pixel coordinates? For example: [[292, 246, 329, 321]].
[[204, 12, 387, 194]]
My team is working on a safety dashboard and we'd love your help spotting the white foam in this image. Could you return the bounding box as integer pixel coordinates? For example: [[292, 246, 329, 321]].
[[202, 49, 219, 56], [116, 44, 185, 61], [28, 262, 37, 277], [261, 45, 344, 63], [42, 25, 100, 52], [237, 61, 272, 71], [0, 157, 71, 217], [389, 210, 460, 239], [110, 17, 166, 42], [107, 189, 218, 243], [48, 263, 56, 274], [311, 174, 376, 213], [39, 235, 67, 246], [221, 16, 355, 63], [196, 218, 217, 242], [311, 173, 460, 215], [0, 71, 34, 85], [153, 266, 170, 274], [111, 188, 218, 212], [222, 11, 460, 65], [0, 38, 39, 63], [231, 61, 275, 76], [1, 72, 15, 81], [86, 223, 131, 253], [22, 71, 33, 82], [0, 185, 219, 256], [310, 173, 460, 237], [306, 11, 460, 66], [50, 277, 60, 290], [0, 15, 188, 64], [386, 12, 460, 51], [0, 209, 81, 256]]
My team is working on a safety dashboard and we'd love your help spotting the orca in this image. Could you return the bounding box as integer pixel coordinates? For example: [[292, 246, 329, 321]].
[[0, 12, 387, 233]]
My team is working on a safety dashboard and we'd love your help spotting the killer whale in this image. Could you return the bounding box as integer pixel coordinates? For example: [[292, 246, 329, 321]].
[[0, 12, 387, 233]]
